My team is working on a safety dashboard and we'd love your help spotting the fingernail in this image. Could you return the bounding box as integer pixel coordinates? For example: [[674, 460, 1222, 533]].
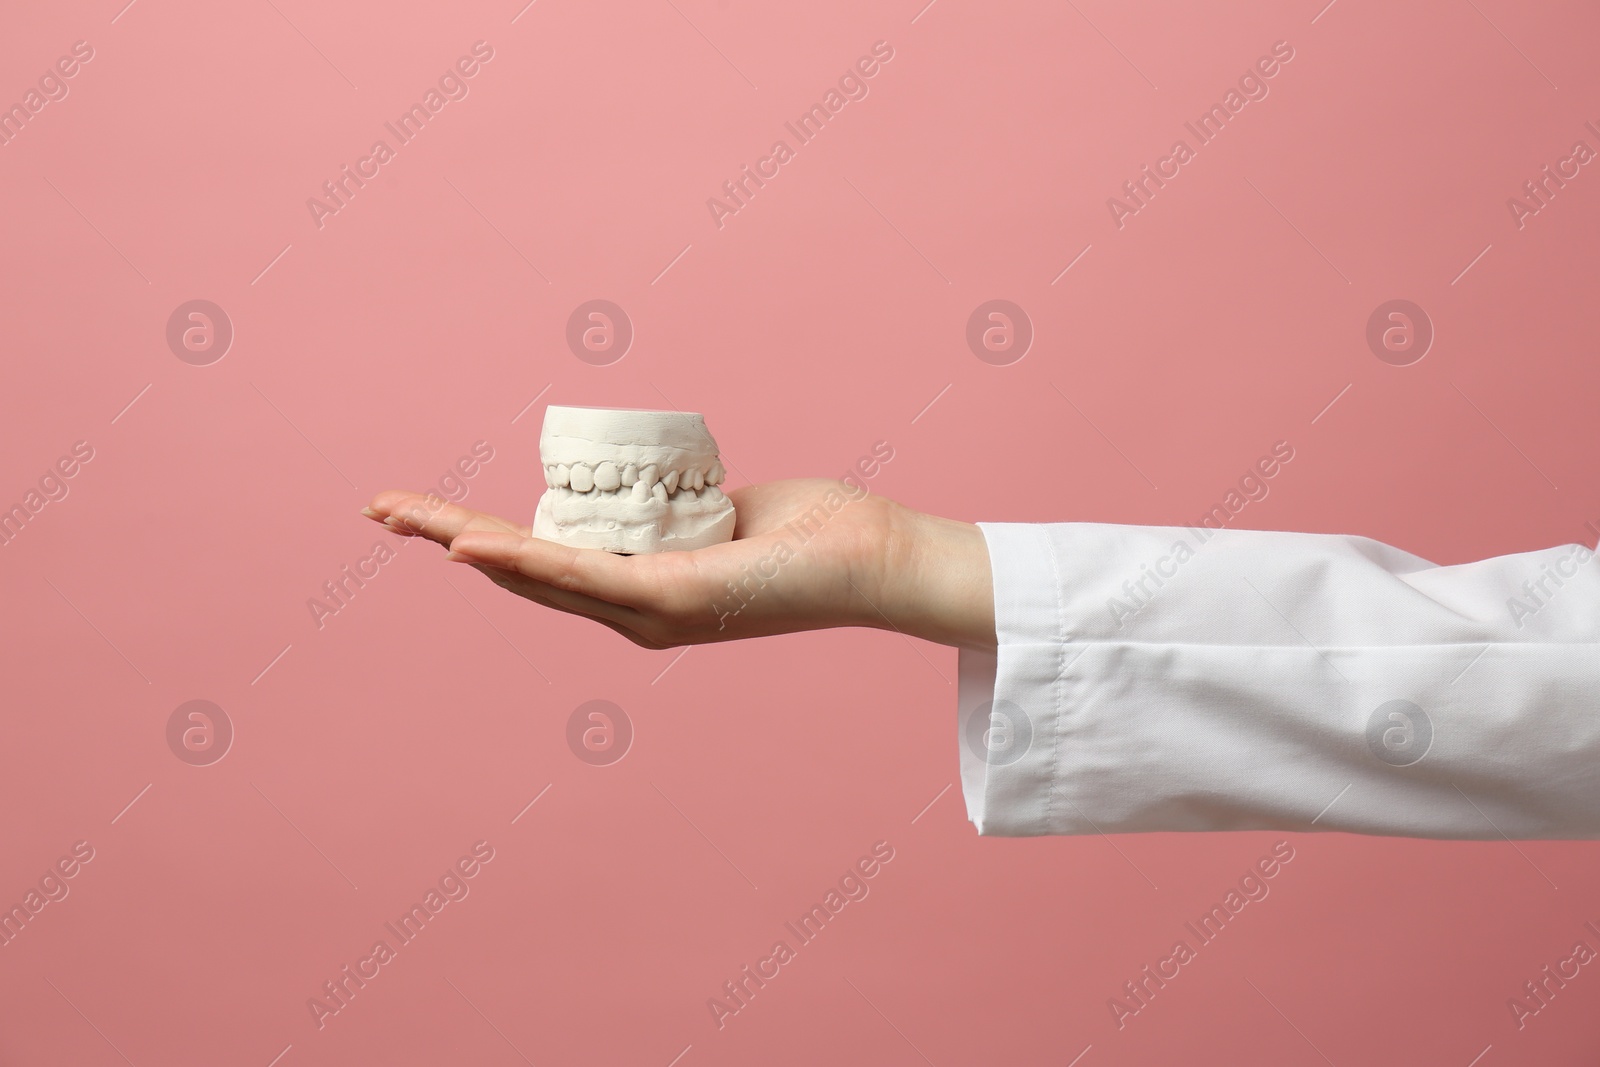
[[444, 550, 482, 563], [361, 507, 382, 519]]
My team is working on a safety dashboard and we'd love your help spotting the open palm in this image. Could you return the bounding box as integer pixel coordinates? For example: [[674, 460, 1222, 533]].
[[364, 479, 911, 648]]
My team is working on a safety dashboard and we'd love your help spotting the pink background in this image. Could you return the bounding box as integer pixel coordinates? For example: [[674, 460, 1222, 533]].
[[3, 0, 1599, 1063]]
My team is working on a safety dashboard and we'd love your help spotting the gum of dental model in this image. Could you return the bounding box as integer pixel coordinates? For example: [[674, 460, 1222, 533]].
[[531, 405, 736, 553]]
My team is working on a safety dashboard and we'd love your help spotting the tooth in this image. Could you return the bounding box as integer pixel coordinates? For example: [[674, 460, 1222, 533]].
[[533, 406, 739, 553]]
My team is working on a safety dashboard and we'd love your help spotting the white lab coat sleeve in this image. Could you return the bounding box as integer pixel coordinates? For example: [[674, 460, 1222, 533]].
[[957, 521, 1600, 839]]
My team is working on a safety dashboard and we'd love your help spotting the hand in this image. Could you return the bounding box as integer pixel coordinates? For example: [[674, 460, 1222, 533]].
[[362, 479, 995, 651]]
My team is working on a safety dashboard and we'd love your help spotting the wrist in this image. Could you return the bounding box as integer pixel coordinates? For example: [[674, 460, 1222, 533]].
[[880, 505, 996, 650]]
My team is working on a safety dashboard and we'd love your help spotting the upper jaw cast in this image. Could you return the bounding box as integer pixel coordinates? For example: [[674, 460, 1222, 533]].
[[531, 406, 737, 553]]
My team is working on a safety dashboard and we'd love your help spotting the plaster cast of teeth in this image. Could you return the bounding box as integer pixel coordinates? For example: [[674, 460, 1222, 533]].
[[532, 405, 736, 553]]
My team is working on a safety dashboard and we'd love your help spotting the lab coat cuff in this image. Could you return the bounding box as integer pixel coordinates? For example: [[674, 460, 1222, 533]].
[[958, 522, 1070, 835]]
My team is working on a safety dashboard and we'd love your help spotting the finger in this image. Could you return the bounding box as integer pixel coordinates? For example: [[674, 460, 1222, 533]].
[[464, 564, 670, 649], [364, 490, 530, 545], [447, 531, 670, 613], [460, 561, 656, 632]]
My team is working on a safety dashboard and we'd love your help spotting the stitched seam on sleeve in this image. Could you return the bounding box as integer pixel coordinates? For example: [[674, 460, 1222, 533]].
[[1043, 526, 1069, 833]]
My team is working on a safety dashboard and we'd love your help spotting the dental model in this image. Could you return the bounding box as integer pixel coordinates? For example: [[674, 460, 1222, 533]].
[[532, 405, 736, 553]]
